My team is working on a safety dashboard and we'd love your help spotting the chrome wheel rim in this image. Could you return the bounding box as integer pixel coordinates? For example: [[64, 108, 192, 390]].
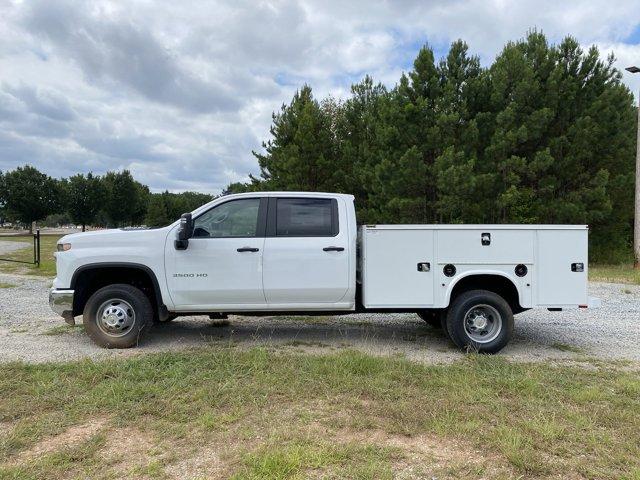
[[463, 304, 502, 343], [96, 298, 136, 337]]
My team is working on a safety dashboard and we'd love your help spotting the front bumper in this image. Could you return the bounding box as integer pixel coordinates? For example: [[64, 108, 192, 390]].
[[49, 288, 75, 324]]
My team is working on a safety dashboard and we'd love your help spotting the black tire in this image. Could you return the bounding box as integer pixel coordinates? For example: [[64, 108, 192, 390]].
[[417, 310, 442, 329], [83, 284, 153, 348], [439, 310, 450, 338], [445, 290, 513, 354]]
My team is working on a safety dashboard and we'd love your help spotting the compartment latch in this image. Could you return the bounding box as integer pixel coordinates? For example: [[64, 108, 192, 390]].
[[417, 262, 431, 272]]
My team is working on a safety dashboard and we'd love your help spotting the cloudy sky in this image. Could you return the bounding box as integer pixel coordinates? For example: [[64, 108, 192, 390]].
[[1, 0, 640, 193]]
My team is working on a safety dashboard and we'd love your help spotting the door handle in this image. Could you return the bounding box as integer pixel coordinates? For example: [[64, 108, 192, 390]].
[[323, 246, 344, 252], [237, 247, 259, 252]]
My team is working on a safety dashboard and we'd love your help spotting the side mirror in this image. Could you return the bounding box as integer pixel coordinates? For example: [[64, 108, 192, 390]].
[[174, 213, 194, 250]]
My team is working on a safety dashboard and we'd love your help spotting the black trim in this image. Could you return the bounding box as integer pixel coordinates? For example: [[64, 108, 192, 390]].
[[70, 262, 168, 319], [266, 197, 339, 238], [331, 198, 339, 236], [190, 197, 267, 239], [266, 197, 276, 237], [257, 197, 268, 237]]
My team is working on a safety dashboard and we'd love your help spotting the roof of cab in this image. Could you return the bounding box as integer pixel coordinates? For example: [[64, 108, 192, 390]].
[[223, 191, 354, 199], [190, 191, 354, 218]]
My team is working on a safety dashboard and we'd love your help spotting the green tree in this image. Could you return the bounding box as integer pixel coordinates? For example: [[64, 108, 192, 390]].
[[173, 191, 214, 216], [145, 193, 172, 227], [484, 33, 633, 258], [334, 76, 387, 222], [228, 32, 636, 262], [102, 170, 149, 227], [66, 173, 105, 231], [0, 165, 63, 232], [145, 191, 214, 227], [253, 85, 337, 191]]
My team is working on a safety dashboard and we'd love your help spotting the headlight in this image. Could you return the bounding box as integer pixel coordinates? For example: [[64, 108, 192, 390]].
[[57, 243, 72, 252]]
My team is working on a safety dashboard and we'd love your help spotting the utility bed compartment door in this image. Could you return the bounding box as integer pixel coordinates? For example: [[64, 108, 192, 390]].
[[536, 229, 588, 306], [437, 229, 534, 264], [362, 228, 434, 308]]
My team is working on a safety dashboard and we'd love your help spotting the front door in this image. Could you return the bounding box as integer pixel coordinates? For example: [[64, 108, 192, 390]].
[[262, 197, 350, 305], [166, 197, 267, 309]]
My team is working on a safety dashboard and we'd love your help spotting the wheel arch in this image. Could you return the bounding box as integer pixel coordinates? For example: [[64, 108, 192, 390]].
[[71, 262, 168, 319], [445, 271, 524, 314]]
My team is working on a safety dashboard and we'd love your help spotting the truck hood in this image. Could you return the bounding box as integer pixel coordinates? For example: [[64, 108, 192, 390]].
[[59, 227, 173, 247]]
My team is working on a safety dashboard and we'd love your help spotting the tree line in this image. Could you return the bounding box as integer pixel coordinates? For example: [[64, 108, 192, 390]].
[[0, 166, 212, 231], [226, 32, 638, 263]]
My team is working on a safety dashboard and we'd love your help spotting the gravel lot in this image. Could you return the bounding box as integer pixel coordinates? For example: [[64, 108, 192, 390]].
[[0, 240, 30, 255], [0, 270, 638, 364]]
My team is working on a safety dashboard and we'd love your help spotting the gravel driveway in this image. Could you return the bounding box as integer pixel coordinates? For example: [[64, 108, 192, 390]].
[[0, 271, 638, 365], [0, 240, 30, 255]]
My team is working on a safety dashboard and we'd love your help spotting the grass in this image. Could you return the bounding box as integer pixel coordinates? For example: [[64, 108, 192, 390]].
[[0, 348, 638, 479], [590, 264, 640, 285], [0, 282, 15, 288], [0, 234, 62, 277], [279, 315, 334, 324], [42, 324, 84, 336], [552, 342, 585, 354]]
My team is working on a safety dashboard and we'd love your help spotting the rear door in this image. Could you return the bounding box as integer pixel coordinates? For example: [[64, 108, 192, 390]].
[[262, 197, 350, 305]]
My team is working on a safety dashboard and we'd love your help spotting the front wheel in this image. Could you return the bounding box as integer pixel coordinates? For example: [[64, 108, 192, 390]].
[[83, 284, 153, 348], [445, 290, 513, 354]]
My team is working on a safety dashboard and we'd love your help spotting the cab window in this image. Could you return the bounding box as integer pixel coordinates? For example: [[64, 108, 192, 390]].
[[275, 198, 337, 237], [193, 198, 260, 238]]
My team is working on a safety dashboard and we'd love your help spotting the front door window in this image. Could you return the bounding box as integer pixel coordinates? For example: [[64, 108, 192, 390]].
[[193, 198, 260, 238]]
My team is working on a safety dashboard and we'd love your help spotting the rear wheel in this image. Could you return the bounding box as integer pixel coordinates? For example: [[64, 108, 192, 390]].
[[83, 284, 153, 348], [445, 290, 513, 353]]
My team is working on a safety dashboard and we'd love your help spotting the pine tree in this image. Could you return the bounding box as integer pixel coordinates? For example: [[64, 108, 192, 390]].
[[253, 85, 336, 191], [231, 32, 636, 261]]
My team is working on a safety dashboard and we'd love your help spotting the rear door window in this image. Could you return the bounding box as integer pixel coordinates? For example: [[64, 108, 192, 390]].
[[275, 198, 338, 237]]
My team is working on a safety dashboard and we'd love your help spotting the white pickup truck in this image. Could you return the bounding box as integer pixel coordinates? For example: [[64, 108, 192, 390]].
[[50, 192, 599, 353]]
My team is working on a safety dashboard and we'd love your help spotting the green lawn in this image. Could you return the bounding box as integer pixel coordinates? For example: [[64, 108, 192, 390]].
[[0, 348, 638, 479], [0, 234, 62, 277]]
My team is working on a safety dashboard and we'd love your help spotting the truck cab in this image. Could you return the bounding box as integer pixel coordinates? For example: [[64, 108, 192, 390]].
[[50, 191, 598, 353], [166, 193, 357, 312]]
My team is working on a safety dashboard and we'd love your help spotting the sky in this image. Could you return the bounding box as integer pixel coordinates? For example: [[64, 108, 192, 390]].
[[1, 0, 640, 194]]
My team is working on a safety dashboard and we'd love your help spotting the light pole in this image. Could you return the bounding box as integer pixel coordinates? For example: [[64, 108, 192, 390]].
[[625, 66, 640, 269]]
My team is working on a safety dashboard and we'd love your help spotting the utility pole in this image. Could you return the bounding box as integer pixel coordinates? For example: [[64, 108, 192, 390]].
[[625, 66, 640, 269]]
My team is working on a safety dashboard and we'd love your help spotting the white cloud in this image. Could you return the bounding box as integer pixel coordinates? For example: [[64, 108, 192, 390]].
[[0, 0, 638, 193], [596, 42, 640, 98]]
